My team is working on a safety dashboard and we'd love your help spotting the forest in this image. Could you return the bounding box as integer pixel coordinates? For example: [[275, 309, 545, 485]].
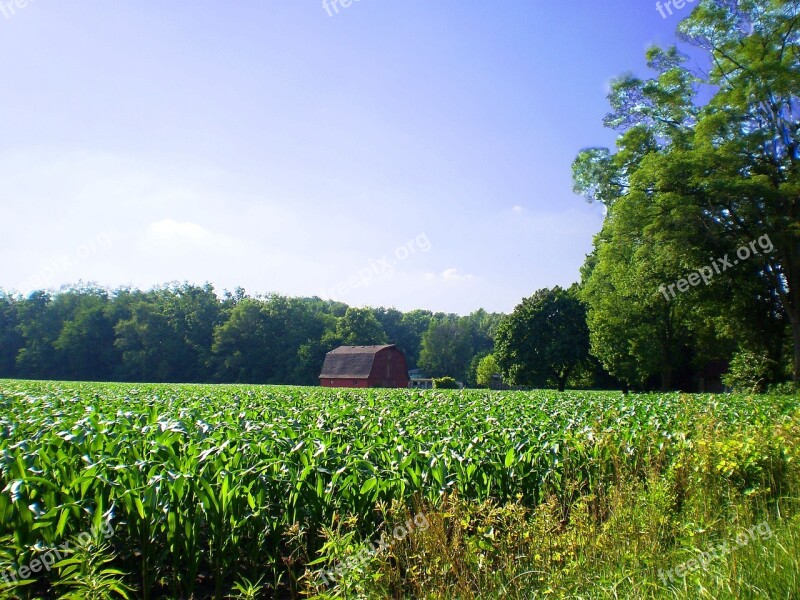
[[0, 284, 502, 387]]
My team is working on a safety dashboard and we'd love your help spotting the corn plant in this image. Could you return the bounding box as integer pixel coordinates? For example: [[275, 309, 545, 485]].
[[0, 380, 797, 597]]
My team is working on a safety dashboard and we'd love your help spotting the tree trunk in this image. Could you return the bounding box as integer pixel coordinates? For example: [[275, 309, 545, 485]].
[[661, 366, 672, 391], [778, 237, 800, 384], [790, 311, 800, 384], [556, 366, 572, 392]]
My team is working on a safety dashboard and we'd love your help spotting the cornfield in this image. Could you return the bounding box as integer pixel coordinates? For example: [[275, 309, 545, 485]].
[[0, 380, 797, 598]]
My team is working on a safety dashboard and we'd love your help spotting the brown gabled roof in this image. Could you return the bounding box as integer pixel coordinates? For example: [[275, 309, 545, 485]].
[[319, 345, 396, 379]]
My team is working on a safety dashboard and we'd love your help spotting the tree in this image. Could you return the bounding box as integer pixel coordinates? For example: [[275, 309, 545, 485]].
[[211, 299, 276, 383], [0, 293, 22, 378], [578, 212, 699, 390], [398, 309, 434, 369], [334, 308, 387, 347], [418, 317, 474, 381], [372, 307, 432, 368], [52, 288, 117, 380], [574, 1, 800, 382], [113, 283, 223, 382], [476, 354, 501, 388], [15, 291, 60, 379], [159, 283, 222, 381], [495, 287, 589, 392], [291, 298, 342, 384], [263, 295, 338, 384]]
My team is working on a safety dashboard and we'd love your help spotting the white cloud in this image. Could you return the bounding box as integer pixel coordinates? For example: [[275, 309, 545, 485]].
[[140, 219, 246, 257], [442, 268, 474, 282], [424, 268, 475, 283]]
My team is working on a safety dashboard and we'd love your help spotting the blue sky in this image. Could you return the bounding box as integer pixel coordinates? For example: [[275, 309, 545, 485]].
[[1, 1, 692, 314]]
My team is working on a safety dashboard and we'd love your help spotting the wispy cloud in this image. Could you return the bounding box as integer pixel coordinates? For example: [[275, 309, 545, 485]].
[[425, 268, 475, 283], [141, 219, 246, 257]]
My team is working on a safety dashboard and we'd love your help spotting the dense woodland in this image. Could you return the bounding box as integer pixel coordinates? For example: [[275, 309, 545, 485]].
[[0, 274, 787, 393], [0, 284, 502, 386]]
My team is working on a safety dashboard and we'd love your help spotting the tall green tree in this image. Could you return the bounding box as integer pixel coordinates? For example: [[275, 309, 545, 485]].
[[52, 288, 117, 380], [212, 299, 276, 383], [575, 0, 800, 383], [333, 307, 387, 347], [418, 317, 475, 381], [495, 287, 589, 392], [15, 291, 60, 378], [158, 283, 222, 380], [0, 293, 22, 377], [398, 309, 434, 369], [114, 297, 189, 382]]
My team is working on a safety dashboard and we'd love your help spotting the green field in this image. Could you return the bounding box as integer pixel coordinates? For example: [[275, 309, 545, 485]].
[[0, 381, 799, 599]]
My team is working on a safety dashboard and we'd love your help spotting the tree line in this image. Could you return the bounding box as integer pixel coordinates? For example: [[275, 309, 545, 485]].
[[0, 282, 623, 391], [0, 284, 502, 386], [0, 271, 788, 392]]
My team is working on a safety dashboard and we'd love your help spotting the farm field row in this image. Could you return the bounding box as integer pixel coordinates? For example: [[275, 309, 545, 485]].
[[0, 381, 798, 598]]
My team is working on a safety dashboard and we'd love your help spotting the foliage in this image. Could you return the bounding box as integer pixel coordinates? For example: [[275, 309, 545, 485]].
[[0, 380, 798, 596], [372, 307, 432, 370], [432, 376, 459, 389], [495, 287, 590, 391], [227, 575, 267, 600], [309, 407, 800, 599], [0, 286, 503, 388], [476, 354, 501, 388], [417, 311, 502, 383], [419, 320, 471, 381], [722, 347, 777, 393], [768, 380, 798, 395], [54, 543, 132, 600], [333, 307, 388, 347], [574, 0, 800, 385]]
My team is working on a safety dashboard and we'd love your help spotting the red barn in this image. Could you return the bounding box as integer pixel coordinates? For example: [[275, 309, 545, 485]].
[[319, 345, 410, 388]]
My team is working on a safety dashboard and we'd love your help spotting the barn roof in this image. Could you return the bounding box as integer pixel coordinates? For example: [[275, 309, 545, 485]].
[[319, 345, 397, 379]]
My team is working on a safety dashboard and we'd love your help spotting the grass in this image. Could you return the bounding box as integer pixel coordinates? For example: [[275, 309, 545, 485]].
[[303, 405, 800, 599], [305, 484, 800, 599]]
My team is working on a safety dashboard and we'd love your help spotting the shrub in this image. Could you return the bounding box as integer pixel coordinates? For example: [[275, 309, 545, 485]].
[[432, 377, 459, 389], [768, 381, 798, 395], [476, 354, 502, 388], [722, 349, 776, 393]]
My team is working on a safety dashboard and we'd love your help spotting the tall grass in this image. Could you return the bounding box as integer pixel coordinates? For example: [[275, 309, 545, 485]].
[[304, 406, 800, 599]]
